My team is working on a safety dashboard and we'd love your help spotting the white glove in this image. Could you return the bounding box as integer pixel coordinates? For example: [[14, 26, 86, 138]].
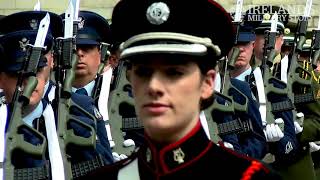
[[223, 142, 234, 150], [112, 152, 128, 162], [296, 112, 304, 121], [294, 121, 303, 134], [310, 142, 320, 153], [123, 139, 135, 147], [112, 152, 121, 162], [119, 154, 128, 160], [263, 118, 284, 142]]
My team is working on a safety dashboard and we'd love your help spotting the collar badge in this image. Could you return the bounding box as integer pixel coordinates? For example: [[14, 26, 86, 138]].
[[173, 147, 185, 164], [146, 148, 152, 162]]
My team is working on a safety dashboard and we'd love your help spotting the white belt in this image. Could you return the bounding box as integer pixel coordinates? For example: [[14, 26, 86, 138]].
[[98, 68, 115, 146], [43, 104, 65, 180], [253, 67, 267, 126]]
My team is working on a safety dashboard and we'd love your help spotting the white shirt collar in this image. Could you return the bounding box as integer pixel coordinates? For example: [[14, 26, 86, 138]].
[[23, 101, 43, 127], [235, 67, 252, 82], [72, 80, 96, 97]]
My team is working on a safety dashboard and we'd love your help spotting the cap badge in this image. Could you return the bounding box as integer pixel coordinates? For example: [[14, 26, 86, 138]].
[[263, 13, 271, 21], [29, 19, 39, 30], [19, 37, 30, 52], [78, 16, 85, 29], [284, 28, 290, 35], [146, 2, 170, 25], [173, 147, 185, 164]]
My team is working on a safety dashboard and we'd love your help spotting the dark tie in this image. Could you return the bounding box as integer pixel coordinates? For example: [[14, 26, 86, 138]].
[[32, 116, 47, 136], [75, 88, 88, 96]]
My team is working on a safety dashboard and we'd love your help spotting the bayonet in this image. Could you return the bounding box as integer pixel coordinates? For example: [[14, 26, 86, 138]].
[[64, 1, 74, 39], [25, 13, 50, 77], [304, 0, 312, 18], [33, 0, 41, 11], [270, 13, 278, 33], [72, 0, 80, 21], [34, 13, 50, 48], [234, 0, 243, 23]]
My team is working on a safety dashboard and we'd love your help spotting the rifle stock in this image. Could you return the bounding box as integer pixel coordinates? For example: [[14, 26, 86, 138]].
[[56, 35, 97, 179], [108, 61, 136, 156]]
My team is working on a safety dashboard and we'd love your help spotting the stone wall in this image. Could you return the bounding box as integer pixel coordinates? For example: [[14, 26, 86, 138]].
[[0, 0, 119, 20], [0, 0, 319, 28]]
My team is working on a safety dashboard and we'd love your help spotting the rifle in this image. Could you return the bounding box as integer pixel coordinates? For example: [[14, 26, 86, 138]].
[[286, 5, 315, 127], [92, 42, 110, 102], [257, 13, 294, 131], [55, 1, 102, 179], [204, 0, 253, 141], [221, 19, 250, 116], [211, 47, 253, 138], [108, 61, 138, 156], [4, 14, 50, 180]]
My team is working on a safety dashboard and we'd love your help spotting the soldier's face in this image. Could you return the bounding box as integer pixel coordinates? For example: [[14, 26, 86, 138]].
[[0, 68, 46, 107], [129, 55, 215, 143], [254, 34, 283, 60], [28, 67, 46, 106], [0, 72, 16, 103], [43, 51, 54, 82], [75, 45, 101, 79], [108, 50, 120, 69], [234, 41, 254, 69], [254, 34, 265, 60]]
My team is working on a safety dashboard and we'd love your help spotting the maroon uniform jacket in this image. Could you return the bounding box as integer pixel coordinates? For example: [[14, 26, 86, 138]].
[[77, 121, 281, 180]]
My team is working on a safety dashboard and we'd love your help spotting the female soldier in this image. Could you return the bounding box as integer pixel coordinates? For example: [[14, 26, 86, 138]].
[[79, 0, 280, 179]]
